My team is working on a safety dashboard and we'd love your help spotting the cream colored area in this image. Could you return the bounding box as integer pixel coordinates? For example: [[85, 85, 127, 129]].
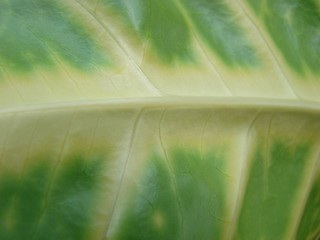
[[105, 108, 168, 239], [0, 60, 161, 109], [226, 126, 258, 240]]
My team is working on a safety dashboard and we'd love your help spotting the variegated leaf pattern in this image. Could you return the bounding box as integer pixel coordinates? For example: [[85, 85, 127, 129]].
[[0, 0, 319, 106], [0, 0, 319, 240]]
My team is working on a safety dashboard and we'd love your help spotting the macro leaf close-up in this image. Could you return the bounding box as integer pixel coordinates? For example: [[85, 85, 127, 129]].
[[0, 0, 319, 239]]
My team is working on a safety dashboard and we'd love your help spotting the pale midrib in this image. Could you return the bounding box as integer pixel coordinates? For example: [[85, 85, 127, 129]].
[[103, 108, 144, 239], [227, 111, 261, 240], [0, 97, 320, 115]]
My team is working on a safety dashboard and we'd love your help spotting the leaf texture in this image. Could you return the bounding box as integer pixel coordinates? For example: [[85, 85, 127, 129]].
[[0, 0, 319, 106], [0, 0, 319, 239]]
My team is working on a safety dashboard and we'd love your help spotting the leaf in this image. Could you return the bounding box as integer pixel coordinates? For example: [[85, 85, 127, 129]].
[[0, 0, 319, 239]]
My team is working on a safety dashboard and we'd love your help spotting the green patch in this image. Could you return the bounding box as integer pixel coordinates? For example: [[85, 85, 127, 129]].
[[8, 161, 53, 240], [115, 147, 227, 240], [180, 0, 259, 67], [115, 154, 181, 240], [296, 174, 320, 239], [104, 0, 259, 67], [0, 175, 18, 239], [236, 140, 311, 239], [246, 0, 320, 75], [0, 0, 108, 73], [0, 154, 106, 240], [103, 0, 193, 63], [170, 148, 226, 240]]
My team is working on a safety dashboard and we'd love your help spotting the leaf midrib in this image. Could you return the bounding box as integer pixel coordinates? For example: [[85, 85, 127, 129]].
[[0, 97, 319, 115]]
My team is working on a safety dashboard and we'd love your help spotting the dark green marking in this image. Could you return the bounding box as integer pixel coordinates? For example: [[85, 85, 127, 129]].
[[0, 175, 18, 239], [0, 153, 106, 240], [236, 140, 311, 239], [170, 148, 226, 240], [9, 161, 52, 240], [116, 154, 181, 240], [115, 147, 227, 240], [103, 0, 193, 63], [180, 0, 259, 67], [0, 0, 108, 73], [33, 154, 105, 240], [296, 174, 320, 239], [246, 0, 320, 75]]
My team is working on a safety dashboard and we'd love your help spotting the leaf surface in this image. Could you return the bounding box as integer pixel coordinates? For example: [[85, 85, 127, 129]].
[[0, 0, 319, 239]]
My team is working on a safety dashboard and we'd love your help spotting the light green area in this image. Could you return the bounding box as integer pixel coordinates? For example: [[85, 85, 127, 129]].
[[170, 148, 226, 240], [0, 154, 106, 240], [179, 0, 259, 67], [296, 174, 320, 239], [246, 0, 320, 75], [103, 0, 193, 63], [236, 140, 311, 239], [0, 0, 108, 73], [116, 148, 226, 240]]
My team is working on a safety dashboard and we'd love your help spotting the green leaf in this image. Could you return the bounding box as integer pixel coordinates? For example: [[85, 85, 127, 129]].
[[246, 0, 320, 74], [0, 0, 108, 72], [0, 0, 319, 239], [178, 0, 260, 67], [103, 0, 194, 63]]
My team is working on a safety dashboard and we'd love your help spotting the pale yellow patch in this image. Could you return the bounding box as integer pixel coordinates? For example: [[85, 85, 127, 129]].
[[153, 211, 165, 230]]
